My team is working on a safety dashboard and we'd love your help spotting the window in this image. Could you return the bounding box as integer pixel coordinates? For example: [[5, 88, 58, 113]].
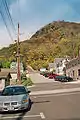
[[2, 86, 27, 96]]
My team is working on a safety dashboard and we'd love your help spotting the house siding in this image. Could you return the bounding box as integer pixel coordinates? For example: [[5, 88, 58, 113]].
[[54, 58, 69, 75], [66, 57, 80, 80]]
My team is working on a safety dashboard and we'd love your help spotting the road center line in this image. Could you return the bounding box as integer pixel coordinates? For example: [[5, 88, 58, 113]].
[[40, 112, 46, 119]]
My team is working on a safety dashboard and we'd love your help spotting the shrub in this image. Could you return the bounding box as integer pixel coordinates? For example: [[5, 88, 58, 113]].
[[21, 77, 33, 86]]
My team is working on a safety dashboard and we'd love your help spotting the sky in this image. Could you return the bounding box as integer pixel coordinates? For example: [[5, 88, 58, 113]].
[[0, 0, 80, 47]]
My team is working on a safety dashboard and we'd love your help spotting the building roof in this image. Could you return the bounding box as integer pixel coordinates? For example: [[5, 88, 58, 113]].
[[0, 72, 11, 79], [1, 68, 17, 74], [54, 58, 64, 63], [54, 58, 64, 64]]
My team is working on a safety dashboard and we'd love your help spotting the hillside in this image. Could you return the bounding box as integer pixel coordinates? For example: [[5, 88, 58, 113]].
[[0, 21, 80, 70]]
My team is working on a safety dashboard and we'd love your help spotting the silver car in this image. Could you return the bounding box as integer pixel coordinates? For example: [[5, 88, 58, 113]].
[[0, 85, 31, 111]]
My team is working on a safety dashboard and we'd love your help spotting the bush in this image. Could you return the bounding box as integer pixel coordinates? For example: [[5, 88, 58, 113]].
[[21, 77, 33, 86]]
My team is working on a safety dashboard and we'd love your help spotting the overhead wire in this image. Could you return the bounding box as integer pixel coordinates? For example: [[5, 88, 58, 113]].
[[0, 0, 16, 43], [3, 0, 16, 35], [0, 9, 14, 41]]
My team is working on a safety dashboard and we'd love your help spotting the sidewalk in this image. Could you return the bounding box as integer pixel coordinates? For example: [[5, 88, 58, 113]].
[[30, 87, 80, 96], [65, 80, 80, 84]]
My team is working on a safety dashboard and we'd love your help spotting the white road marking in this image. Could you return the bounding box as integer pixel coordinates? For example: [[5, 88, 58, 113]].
[[33, 91, 80, 98], [30, 87, 80, 96], [0, 114, 41, 119], [40, 112, 45, 119]]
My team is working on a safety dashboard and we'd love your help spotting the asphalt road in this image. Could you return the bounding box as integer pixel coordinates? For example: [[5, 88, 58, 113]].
[[30, 82, 80, 91], [29, 73, 55, 83], [1, 91, 80, 120], [1, 73, 80, 120], [29, 73, 80, 91]]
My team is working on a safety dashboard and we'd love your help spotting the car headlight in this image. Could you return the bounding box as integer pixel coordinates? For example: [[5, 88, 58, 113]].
[[22, 99, 28, 103]]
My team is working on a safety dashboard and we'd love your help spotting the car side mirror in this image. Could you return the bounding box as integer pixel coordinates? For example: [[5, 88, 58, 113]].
[[27, 90, 31, 94]]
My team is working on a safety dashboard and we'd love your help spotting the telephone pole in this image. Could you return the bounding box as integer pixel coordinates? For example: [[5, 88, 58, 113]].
[[17, 23, 21, 83]]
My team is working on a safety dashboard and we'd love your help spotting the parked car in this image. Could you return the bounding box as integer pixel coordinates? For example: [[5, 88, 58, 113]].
[[0, 85, 31, 112], [48, 73, 59, 79], [55, 75, 73, 82], [40, 71, 45, 75], [43, 71, 51, 77]]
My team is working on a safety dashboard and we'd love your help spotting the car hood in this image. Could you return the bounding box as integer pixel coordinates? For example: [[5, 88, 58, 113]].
[[0, 94, 28, 102]]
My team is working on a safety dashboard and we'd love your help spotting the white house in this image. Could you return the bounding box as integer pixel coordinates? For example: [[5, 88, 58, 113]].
[[54, 58, 69, 75], [48, 63, 54, 72], [10, 62, 24, 73]]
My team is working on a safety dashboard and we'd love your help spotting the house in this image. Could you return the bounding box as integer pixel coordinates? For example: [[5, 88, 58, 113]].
[[0, 72, 11, 91], [48, 63, 55, 72], [66, 57, 80, 80], [54, 58, 69, 75], [1, 68, 18, 84], [10, 62, 24, 73]]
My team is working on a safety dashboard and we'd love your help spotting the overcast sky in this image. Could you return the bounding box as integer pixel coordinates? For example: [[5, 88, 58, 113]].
[[0, 0, 80, 47]]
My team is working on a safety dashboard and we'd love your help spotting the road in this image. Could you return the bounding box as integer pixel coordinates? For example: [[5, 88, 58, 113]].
[[1, 73, 80, 120], [1, 91, 80, 120], [29, 73, 55, 83], [29, 73, 80, 92]]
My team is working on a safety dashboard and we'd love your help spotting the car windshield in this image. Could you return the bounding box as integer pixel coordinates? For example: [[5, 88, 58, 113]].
[[1, 86, 27, 96]]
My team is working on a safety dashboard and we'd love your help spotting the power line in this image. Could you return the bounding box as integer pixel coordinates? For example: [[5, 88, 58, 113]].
[[2, 0, 16, 35], [0, 0, 17, 42], [4, 0, 16, 33], [0, 9, 14, 41]]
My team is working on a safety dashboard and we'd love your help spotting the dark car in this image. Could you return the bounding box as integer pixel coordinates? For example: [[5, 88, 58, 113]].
[[55, 75, 73, 82]]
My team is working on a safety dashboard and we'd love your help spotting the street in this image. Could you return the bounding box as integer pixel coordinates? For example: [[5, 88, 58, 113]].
[[0, 0, 80, 119], [1, 91, 80, 120], [1, 73, 80, 120]]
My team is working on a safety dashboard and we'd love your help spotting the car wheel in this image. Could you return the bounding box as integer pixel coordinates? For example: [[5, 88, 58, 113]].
[[27, 99, 31, 111]]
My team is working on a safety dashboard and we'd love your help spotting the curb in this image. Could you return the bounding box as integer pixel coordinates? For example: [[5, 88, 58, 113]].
[[27, 85, 35, 88], [30, 87, 80, 95]]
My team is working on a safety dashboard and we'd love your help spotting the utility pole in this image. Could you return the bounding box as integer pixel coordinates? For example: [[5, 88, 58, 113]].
[[17, 23, 21, 84]]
